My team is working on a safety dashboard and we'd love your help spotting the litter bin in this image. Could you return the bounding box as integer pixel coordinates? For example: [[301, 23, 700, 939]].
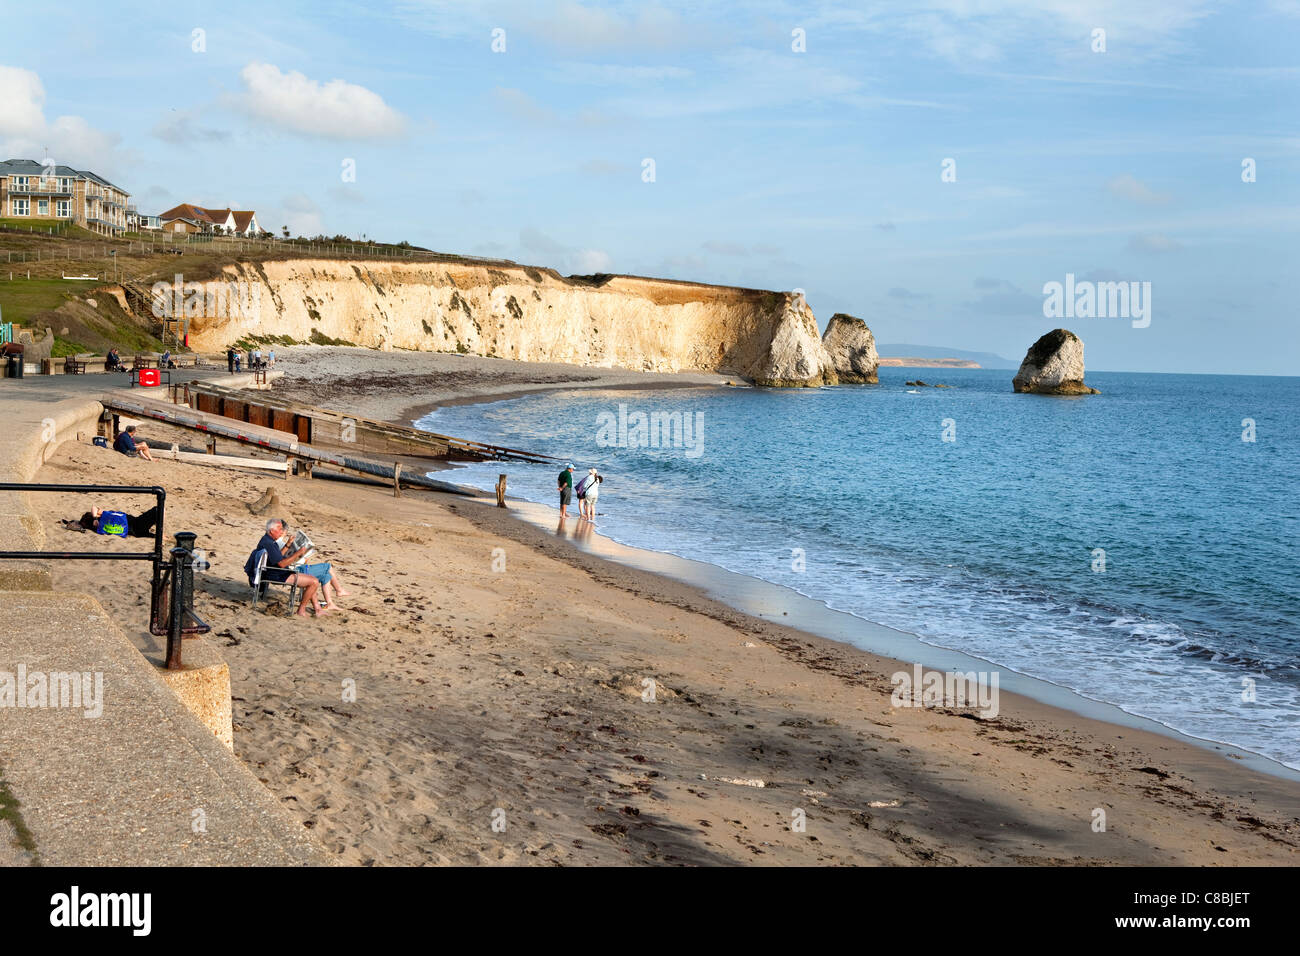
[[41, 358, 52, 375], [5, 354, 22, 379]]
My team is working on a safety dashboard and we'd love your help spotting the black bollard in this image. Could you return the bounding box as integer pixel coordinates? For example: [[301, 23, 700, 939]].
[[166, 546, 188, 669]]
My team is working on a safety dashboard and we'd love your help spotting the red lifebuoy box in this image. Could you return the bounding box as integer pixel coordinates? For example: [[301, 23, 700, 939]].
[[138, 368, 161, 387]]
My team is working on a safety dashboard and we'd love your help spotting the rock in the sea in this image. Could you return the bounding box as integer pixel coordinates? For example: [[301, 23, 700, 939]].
[[821, 313, 879, 384], [1012, 328, 1100, 395], [749, 294, 837, 386]]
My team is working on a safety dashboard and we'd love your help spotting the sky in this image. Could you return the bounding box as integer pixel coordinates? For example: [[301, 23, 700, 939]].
[[2, 0, 1297, 374]]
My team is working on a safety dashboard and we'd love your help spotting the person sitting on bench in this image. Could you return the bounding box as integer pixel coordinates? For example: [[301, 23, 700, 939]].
[[106, 348, 124, 372], [279, 520, 353, 611], [113, 425, 155, 461], [63, 505, 160, 538], [246, 518, 322, 617]]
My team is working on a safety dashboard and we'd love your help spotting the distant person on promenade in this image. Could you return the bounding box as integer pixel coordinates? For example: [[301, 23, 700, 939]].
[[576, 467, 602, 519], [63, 505, 160, 538], [226, 347, 236, 372], [279, 519, 353, 611], [161, 349, 175, 369], [234, 351, 242, 372], [113, 425, 154, 461], [106, 348, 124, 372], [557, 463, 574, 518], [244, 518, 322, 617], [268, 349, 276, 368], [252, 347, 262, 369]]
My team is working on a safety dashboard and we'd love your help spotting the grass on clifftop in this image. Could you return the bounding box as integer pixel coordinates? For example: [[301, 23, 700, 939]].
[[0, 276, 168, 356], [0, 277, 88, 325]]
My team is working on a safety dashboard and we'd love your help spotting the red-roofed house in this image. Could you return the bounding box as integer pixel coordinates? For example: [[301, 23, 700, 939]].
[[159, 203, 259, 236], [231, 210, 260, 236]]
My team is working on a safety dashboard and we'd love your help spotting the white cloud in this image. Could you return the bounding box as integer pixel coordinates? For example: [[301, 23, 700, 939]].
[[492, 87, 557, 124], [524, 2, 690, 51], [548, 62, 694, 84], [520, 226, 612, 274], [0, 65, 123, 169], [152, 110, 228, 145], [263, 193, 325, 237], [1107, 174, 1171, 204], [814, 0, 1219, 64], [234, 62, 405, 139], [1127, 233, 1184, 254]]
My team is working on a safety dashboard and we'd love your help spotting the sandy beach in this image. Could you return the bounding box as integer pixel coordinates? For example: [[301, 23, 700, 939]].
[[31, 348, 1300, 866], [264, 345, 735, 426]]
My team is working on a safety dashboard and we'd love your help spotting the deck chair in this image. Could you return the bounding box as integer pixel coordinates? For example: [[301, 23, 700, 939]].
[[250, 548, 301, 611]]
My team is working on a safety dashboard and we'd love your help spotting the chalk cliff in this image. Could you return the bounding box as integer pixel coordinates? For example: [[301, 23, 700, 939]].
[[1012, 328, 1100, 395], [168, 259, 855, 386], [821, 313, 879, 384]]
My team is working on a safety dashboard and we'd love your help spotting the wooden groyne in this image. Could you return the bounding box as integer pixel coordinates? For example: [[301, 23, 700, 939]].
[[100, 393, 472, 495], [171, 381, 561, 465]]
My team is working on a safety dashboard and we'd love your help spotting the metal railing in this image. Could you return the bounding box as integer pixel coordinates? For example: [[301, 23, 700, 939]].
[[0, 483, 209, 669], [3, 181, 75, 195]]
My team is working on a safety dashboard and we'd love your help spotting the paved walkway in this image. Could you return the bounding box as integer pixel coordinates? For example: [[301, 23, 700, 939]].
[[0, 375, 329, 865]]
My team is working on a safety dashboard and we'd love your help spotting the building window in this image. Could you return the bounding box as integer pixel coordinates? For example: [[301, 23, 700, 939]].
[[59, 177, 72, 189], [12, 198, 29, 216], [37, 199, 49, 215], [12, 176, 28, 187], [56, 200, 70, 217]]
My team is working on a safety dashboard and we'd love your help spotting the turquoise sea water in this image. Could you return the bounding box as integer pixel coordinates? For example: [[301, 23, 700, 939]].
[[419, 367, 1300, 768]]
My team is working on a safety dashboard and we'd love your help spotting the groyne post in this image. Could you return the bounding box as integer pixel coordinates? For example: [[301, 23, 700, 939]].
[[496, 474, 507, 508]]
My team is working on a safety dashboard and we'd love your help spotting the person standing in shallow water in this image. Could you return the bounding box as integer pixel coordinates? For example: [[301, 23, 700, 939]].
[[577, 467, 602, 519], [557, 463, 574, 518]]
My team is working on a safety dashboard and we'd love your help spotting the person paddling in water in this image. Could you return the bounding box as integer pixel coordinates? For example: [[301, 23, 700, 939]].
[[557, 463, 574, 518], [576, 467, 602, 519]]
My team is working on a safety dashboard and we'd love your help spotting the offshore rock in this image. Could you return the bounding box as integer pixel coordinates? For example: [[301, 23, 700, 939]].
[[1012, 328, 1099, 395], [821, 313, 879, 384]]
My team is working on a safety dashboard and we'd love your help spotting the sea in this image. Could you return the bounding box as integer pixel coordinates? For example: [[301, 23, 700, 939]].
[[417, 367, 1300, 770]]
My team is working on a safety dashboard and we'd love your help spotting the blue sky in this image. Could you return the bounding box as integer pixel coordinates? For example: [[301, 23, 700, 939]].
[[3, 1, 1297, 374]]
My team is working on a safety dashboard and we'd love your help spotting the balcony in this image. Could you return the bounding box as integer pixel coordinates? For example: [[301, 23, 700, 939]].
[[5, 180, 75, 196]]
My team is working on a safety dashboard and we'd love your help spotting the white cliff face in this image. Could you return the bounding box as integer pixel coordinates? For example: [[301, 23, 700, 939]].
[[821, 313, 879, 384], [1012, 328, 1099, 395], [177, 260, 841, 385], [748, 296, 836, 386]]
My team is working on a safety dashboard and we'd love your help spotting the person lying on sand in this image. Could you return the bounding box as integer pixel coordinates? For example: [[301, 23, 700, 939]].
[[244, 518, 321, 617], [279, 519, 353, 611], [113, 425, 154, 462], [62, 505, 160, 538]]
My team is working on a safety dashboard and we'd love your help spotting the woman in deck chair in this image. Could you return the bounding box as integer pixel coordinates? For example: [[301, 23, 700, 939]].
[[244, 518, 321, 617]]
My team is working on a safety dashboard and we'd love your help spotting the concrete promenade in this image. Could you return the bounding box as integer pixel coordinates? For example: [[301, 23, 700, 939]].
[[0, 371, 328, 865]]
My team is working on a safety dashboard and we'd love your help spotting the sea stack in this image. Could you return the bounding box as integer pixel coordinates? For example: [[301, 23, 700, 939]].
[[749, 293, 837, 386], [821, 313, 879, 384], [1012, 328, 1099, 395]]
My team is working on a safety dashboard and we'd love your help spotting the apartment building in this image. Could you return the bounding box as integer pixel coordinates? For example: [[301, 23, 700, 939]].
[[0, 159, 129, 236]]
